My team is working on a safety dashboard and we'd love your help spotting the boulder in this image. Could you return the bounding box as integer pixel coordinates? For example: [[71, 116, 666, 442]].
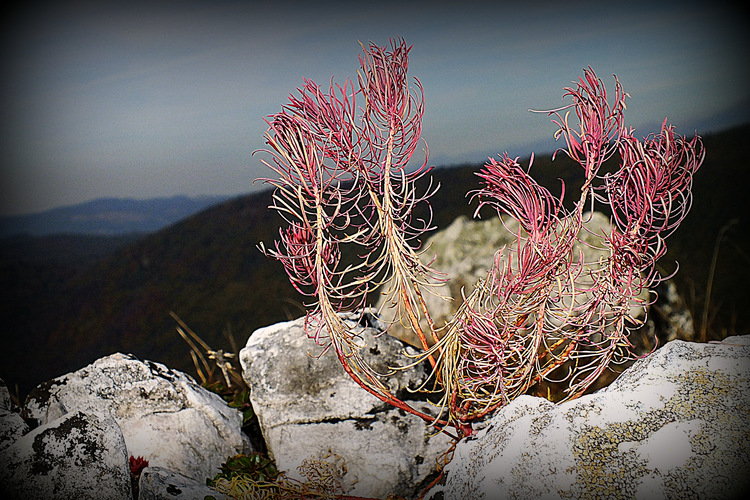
[[376, 213, 695, 351], [24, 353, 250, 482], [429, 335, 750, 499], [375, 214, 515, 347], [240, 312, 453, 499], [0, 410, 131, 500]]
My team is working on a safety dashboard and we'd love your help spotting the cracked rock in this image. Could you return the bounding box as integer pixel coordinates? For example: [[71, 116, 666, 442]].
[[240, 312, 452, 499]]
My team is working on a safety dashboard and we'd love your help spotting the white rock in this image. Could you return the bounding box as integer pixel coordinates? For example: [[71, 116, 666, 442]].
[[376, 214, 516, 347], [431, 336, 750, 499], [0, 410, 131, 500], [138, 466, 221, 500], [264, 401, 451, 498], [241, 312, 426, 428], [241, 312, 452, 498], [25, 353, 250, 482]]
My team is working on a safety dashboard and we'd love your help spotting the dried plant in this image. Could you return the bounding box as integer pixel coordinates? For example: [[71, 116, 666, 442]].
[[257, 38, 444, 427], [171, 311, 246, 389], [258, 39, 704, 437], [209, 452, 391, 500]]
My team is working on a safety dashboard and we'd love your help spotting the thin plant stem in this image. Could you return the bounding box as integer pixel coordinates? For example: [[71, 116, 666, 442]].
[[701, 218, 738, 341]]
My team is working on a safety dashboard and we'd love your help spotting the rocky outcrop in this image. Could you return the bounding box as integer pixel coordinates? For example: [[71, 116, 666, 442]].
[[0, 379, 28, 452], [429, 335, 750, 499], [376, 213, 516, 347], [240, 312, 453, 499], [1, 353, 250, 499], [0, 296, 738, 499], [376, 213, 695, 352], [23, 353, 250, 482]]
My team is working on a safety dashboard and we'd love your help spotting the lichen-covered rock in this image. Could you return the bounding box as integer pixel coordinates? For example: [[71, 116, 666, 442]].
[[376, 214, 517, 347], [241, 312, 427, 427], [0, 410, 131, 500], [138, 466, 220, 500], [430, 335, 750, 499], [240, 312, 452, 498], [376, 213, 694, 351], [24, 353, 250, 482], [263, 402, 451, 498], [0, 379, 28, 451]]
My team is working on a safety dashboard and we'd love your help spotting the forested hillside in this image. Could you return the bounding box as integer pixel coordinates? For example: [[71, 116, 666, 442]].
[[2, 124, 747, 398]]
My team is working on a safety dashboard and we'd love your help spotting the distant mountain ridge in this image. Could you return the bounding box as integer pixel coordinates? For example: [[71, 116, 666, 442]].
[[0, 194, 233, 237]]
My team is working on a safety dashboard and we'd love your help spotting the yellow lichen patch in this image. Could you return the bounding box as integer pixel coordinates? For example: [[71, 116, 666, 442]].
[[562, 368, 749, 499], [563, 421, 652, 500]]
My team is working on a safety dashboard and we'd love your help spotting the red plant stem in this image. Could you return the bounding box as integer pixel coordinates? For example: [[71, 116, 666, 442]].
[[335, 347, 452, 433], [401, 285, 437, 367], [413, 283, 441, 346], [530, 337, 579, 387], [379, 112, 439, 367]]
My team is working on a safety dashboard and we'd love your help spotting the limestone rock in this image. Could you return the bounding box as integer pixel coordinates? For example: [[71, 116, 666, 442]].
[[430, 335, 750, 499], [138, 466, 220, 500], [0, 379, 28, 451], [266, 402, 452, 499], [24, 353, 250, 482], [0, 410, 131, 500], [375, 214, 516, 347], [241, 312, 427, 427], [376, 213, 693, 351], [240, 312, 452, 499]]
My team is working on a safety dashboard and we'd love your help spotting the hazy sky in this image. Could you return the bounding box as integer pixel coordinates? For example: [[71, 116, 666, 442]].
[[1, 0, 747, 216]]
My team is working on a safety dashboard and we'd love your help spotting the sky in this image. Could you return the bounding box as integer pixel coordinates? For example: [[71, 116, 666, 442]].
[[1, 0, 748, 216]]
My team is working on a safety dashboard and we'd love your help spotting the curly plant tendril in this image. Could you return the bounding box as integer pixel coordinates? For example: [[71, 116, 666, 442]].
[[424, 68, 704, 427], [258, 40, 704, 436]]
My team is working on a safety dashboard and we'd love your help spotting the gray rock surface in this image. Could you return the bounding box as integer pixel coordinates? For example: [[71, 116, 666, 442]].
[[138, 466, 220, 500], [376, 214, 517, 347], [24, 353, 249, 482], [430, 335, 750, 500], [0, 410, 132, 500], [240, 312, 452, 499], [0, 380, 28, 452], [376, 213, 693, 351]]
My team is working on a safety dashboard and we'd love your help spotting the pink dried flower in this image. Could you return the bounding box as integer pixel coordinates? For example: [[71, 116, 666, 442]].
[[546, 67, 629, 181], [258, 37, 446, 429], [606, 119, 704, 257], [472, 153, 565, 239]]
